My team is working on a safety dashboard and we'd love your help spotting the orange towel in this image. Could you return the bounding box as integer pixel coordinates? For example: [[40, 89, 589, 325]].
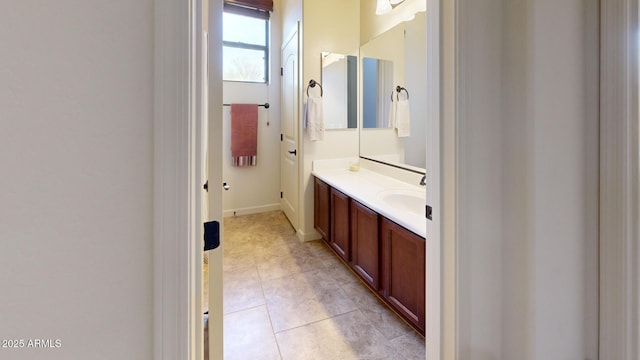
[[230, 104, 258, 167]]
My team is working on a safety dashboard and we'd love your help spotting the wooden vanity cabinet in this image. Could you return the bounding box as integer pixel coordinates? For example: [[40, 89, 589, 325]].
[[381, 218, 426, 332], [350, 200, 380, 291], [330, 188, 351, 262], [314, 177, 330, 242], [313, 176, 425, 334]]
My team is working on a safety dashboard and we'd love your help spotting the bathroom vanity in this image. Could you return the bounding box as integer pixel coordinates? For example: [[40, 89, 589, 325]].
[[312, 165, 426, 334]]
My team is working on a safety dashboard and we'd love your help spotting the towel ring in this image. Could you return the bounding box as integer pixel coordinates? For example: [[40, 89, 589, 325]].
[[395, 86, 409, 101], [307, 79, 323, 97]]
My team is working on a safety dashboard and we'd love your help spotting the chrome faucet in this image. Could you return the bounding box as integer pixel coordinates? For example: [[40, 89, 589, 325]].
[[419, 175, 426, 186]]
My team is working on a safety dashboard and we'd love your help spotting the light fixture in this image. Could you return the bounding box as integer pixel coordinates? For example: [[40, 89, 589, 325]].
[[376, 0, 407, 16], [376, 0, 392, 15]]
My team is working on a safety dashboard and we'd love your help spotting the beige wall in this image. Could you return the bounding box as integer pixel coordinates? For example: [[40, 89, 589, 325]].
[[0, 1, 154, 359], [222, 82, 282, 216], [222, 1, 283, 217], [297, 0, 361, 240]]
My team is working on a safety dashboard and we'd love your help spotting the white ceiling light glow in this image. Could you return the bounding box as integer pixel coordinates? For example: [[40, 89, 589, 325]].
[[375, 0, 392, 15], [376, 0, 407, 16]]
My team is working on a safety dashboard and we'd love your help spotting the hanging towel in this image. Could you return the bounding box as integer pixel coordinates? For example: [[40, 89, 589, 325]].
[[304, 95, 324, 141], [395, 98, 411, 138], [387, 98, 397, 128], [230, 104, 258, 166]]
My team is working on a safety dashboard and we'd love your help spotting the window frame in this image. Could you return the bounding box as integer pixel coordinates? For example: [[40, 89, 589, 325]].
[[222, 4, 270, 83]]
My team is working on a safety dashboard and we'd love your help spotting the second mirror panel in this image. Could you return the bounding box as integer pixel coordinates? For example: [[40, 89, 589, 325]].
[[359, 23, 406, 166], [322, 52, 358, 129], [359, 12, 426, 170]]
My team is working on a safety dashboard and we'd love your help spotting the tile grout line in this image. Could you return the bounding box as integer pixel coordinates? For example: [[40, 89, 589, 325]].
[[221, 211, 425, 359]]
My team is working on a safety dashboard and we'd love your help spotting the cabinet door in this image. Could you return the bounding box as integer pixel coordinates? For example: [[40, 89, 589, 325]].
[[330, 188, 350, 261], [314, 177, 330, 242], [350, 200, 380, 290], [381, 218, 425, 331]]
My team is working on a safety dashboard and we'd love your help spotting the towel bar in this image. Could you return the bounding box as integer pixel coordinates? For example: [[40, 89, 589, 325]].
[[391, 86, 410, 101], [223, 102, 270, 108], [306, 79, 323, 97]]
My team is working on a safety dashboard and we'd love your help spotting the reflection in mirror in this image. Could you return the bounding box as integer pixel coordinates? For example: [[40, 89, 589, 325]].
[[362, 58, 393, 129], [359, 12, 426, 170], [321, 52, 357, 129]]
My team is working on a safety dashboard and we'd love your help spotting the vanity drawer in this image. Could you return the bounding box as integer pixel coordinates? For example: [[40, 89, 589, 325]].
[[350, 199, 380, 291], [381, 218, 426, 332], [314, 177, 331, 242], [330, 187, 351, 262]]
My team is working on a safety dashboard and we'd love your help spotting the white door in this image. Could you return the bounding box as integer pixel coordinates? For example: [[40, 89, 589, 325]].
[[280, 24, 300, 229], [206, 1, 224, 359]]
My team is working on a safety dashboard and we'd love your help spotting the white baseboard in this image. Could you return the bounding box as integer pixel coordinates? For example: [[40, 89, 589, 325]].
[[223, 205, 322, 243], [296, 228, 322, 242], [223, 203, 281, 218]]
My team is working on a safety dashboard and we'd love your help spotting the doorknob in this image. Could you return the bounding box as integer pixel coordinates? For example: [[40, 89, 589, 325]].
[[223, 182, 230, 191], [288, 149, 297, 156]]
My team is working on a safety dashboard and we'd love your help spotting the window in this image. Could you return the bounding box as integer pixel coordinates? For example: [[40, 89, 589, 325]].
[[223, 5, 270, 83]]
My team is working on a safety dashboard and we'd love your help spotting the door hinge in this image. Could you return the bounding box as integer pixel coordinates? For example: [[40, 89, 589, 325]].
[[280, 191, 283, 199], [280, 133, 283, 141], [426, 205, 433, 220], [280, 67, 283, 76]]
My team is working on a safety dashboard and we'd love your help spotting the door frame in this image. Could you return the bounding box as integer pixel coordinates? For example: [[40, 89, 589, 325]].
[[153, 0, 223, 359], [600, 0, 640, 358], [425, 0, 444, 359], [436, 0, 639, 358], [153, 0, 640, 359], [153, 0, 198, 357]]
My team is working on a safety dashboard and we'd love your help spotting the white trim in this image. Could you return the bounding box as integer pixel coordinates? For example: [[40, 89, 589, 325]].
[[439, 0, 460, 358], [206, 1, 225, 359], [425, 0, 442, 359], [153, 0, 201, 358], [600, 0, 640, 359], [223, 204, 282, 218], [296, 228, 322, 242], [191, 0, 204, 359], [295, 21, 304, 237]]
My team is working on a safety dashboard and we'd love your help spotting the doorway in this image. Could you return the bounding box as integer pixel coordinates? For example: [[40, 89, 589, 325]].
[[158, 1, 640, 359], [206, 0, 432, 359]]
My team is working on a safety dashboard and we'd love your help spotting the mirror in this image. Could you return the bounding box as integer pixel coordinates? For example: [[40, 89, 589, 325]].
[[321, 52, 358, 129], [359, 12, 427, 170]]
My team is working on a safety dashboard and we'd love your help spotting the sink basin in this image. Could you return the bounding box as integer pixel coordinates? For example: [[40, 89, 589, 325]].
[[377, 189, 425, 217]]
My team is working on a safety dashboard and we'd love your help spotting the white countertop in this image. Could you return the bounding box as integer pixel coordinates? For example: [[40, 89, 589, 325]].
[[312, 167, 427, 238]]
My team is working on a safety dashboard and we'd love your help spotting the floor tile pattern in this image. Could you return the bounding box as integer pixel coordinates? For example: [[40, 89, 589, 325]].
[[208, 211, 425, 360]]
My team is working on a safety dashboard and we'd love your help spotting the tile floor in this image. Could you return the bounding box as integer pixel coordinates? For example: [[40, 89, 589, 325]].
[[205, 210, 425, 360]]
